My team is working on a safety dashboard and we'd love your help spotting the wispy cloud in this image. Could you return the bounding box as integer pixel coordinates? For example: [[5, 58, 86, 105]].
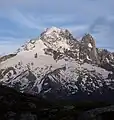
[[0, 42, 19, 55], [0, 30, 17, 36], [0, 10, 43, 30], [88, 16, 114, 49], [64, 25, 89, 36], [0, 0, 114, 54], [0, 9, 79, 30], [0, 37, 26, 55]]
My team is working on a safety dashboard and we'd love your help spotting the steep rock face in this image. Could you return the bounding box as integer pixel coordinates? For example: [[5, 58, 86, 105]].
[[41, 27, 80, 61], [0, 27, 114, 100], [79, 34, 99, 64], [98, 49, 114, 72]]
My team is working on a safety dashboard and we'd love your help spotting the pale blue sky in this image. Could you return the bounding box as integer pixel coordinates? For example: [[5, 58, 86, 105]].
[[0, 0, 114, 54]]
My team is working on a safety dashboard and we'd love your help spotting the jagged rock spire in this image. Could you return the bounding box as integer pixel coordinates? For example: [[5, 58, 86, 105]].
[[80, 33, 99, 64], [81, 33, 96, 48]]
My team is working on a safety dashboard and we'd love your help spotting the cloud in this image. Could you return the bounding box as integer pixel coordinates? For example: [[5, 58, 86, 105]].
[[0, 0, 113, 17], [0, 9, 78, 31], [89, 16, 114, 50], [0, 30, 17, 36], [0, 0, 114, 54], [0, 10, 43, 30], [64, 25, 89, 36], [0, 42, 19, 55], [0, 37, 26, 55]]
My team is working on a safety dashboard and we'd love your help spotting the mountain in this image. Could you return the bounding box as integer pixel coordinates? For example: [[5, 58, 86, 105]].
[[0, 27, 114, 100]]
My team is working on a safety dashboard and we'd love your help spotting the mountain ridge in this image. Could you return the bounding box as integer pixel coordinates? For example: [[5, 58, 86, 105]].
[[0, 27, 114, 100]]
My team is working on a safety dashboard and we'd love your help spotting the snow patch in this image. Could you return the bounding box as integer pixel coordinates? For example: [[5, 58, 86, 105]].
[[88, 43, 92, 48], [45, 27, 61, 35], [106, 58, 109, 63], [87, 55, 91, 61]]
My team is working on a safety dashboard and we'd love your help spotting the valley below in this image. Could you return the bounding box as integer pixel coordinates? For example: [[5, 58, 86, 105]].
[[0, 84, 114, 120]]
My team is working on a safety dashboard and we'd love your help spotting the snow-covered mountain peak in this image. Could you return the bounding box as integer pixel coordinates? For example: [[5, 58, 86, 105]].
[[40, 26, 73, 40], [41, 26, 72, 36], [39, 27, 76, 54], [44, 26, 62, 35], [0, 27, 114, 99], [15, 27, 75, 58]]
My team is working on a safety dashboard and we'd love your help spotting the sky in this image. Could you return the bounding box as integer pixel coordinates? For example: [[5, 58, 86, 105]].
[[0, 0, 114, 55]]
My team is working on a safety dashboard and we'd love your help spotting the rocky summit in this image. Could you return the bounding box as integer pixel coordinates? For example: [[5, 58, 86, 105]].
[[0, 27, 114, 100]]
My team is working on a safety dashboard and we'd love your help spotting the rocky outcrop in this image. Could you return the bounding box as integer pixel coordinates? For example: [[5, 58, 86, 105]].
[[80, 34, 99, 64]]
